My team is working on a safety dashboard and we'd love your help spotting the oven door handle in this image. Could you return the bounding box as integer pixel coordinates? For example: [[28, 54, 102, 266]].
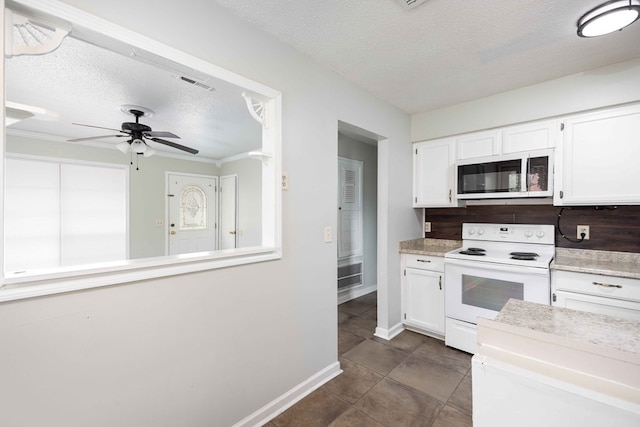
[[444, 258, 550, 276]]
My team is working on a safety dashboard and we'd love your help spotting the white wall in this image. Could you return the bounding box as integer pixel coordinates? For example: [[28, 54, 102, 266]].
[[338, 134, 377, 292], [0, 2, 415, 427], [412, 58, 640, 141]]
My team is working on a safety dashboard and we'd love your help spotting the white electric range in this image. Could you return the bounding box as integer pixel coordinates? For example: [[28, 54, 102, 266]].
[[444, 223, 555, 354]]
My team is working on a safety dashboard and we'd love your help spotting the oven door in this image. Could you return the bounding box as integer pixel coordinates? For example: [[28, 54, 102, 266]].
[[445, 258, 550, 324]]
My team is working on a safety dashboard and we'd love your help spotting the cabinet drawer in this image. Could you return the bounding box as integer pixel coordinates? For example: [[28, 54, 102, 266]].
[[403, 254, 444, 272], [554, 290, 640, 321], [552, 270, 640, 302]]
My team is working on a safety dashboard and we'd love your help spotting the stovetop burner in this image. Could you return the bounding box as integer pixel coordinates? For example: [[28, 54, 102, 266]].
[[509, 251, 539, 261], [510, 252, 539, 257], [459, 247, 486, 256]]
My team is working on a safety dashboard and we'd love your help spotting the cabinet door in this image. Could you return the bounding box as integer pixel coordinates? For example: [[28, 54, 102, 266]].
[[555, 103, 640, 205], [553, 290, 640, 321], [403, 268, 444, 335], [502, 120, 557, 154], [456, 130, 501, 160], [413, 138, 457, 207]]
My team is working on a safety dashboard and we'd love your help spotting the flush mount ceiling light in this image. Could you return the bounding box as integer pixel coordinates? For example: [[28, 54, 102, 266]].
[[577, 0, 640, 37]]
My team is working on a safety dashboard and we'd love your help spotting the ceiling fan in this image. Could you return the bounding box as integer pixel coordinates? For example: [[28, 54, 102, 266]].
[[67, 105, 199, 156]]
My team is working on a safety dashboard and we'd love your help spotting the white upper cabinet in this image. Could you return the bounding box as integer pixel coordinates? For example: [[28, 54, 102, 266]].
[[554, 103, 640, 206], [501, 120, 558, 154], [456, 130, 501, 160], [455, 119, 557, 160], [413, 138, 458, 207]]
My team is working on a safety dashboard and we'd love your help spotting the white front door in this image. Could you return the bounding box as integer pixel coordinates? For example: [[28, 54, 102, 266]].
[[167, 173, 217, 255], [219, 175, 238, 250]]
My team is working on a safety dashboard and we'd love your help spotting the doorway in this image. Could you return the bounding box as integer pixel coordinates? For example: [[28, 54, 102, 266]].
[[337, 124, 378, 304], [167, 172, 218, 255]]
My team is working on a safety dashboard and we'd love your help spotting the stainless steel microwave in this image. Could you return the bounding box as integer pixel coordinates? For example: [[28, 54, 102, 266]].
[[456, 149, 553, 199]]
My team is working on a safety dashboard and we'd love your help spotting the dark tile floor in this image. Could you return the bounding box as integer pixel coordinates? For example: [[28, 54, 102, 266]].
[[266, 292, 473, 427]]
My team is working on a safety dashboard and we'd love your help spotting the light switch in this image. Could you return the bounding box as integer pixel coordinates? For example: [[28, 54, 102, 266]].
[[324, 226, 332, 243]]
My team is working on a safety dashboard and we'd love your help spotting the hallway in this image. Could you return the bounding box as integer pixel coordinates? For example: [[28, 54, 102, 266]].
[[266, 292, 472, 426]]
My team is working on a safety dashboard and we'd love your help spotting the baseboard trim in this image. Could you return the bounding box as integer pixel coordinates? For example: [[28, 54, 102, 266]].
[[374, 322, 404, 341], [232, 361, 343, 427], [337, 284, 376, 305]]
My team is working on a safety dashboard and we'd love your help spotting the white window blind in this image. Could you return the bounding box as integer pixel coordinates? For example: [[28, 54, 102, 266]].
[[5, 157, 128, 273], [5, 159, 61, 271]]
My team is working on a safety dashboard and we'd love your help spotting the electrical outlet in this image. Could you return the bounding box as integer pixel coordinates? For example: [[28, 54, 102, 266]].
[[577, 225, 590, 240], [424, 222, 432, 233], [155, 219, 164, 227], [282, 172, 289, 190], [324, 226, 332, 243]]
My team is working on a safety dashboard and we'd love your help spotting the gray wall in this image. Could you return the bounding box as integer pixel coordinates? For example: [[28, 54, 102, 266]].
[[6, 135, 265, 258], [412, 58, 640, 141], [0, 2, 415, 427], [338, 133, 377, 291]]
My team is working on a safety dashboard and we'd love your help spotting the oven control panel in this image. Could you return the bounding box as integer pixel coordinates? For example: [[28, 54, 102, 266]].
[[463, 223, 554, 244]]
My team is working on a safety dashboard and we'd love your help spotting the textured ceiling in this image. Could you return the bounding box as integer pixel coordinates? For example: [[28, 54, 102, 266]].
[[214, 0, 640, 114], [7, 0, 640, 158], [6, 34, 262, 161]]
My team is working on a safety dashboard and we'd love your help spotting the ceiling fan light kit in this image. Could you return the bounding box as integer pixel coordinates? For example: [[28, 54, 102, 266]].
[[577, 0, 640, 37], [68, 104, 199, 168]]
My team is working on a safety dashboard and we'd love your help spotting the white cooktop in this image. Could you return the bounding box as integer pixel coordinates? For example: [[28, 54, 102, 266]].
[[445, 223, 556, 269]]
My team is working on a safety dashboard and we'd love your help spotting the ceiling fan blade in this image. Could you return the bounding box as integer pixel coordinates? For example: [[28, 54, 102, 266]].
[[149, 137, 199, 155], [144, 131, 180, 139], [67, 134, 128, 142], [72, 122, 127, 133]]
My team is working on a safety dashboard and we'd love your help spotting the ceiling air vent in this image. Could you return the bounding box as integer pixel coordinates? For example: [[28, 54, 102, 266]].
[[174, 75, 215, 91], [394, 0, 429, 10]]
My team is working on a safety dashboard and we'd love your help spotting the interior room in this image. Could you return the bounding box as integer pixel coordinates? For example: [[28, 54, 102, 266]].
[[1, 1, 639, 427]]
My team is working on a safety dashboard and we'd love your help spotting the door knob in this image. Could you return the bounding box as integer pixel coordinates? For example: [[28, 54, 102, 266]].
[[229, 231, 236, 235], [170, 231, 176, 235]]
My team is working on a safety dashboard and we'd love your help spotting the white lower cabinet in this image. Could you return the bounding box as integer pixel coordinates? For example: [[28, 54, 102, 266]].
[[552, 270, 640, 321], [401, 254, 445, 338]]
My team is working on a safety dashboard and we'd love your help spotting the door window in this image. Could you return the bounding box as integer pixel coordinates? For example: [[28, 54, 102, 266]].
[[180, 185, 207, 230]]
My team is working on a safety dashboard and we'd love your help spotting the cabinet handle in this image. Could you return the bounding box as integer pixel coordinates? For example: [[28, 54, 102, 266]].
[[448, 189, 452, 203], [439, 276, 442, 290], [417, 259, 431, 263], [592, 281, 622, 289], [559, 190, 564, 199]]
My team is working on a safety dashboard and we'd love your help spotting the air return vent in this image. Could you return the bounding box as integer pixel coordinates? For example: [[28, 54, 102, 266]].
[[173, 75, 215, 91], [338, 262, 363, 290], [394, 0, 429, 10]]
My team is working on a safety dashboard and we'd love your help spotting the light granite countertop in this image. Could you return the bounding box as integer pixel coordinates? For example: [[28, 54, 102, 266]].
[[398, 238, 462, 256], [551, 248, 640, 280], [478, 299, 640, 404], [495, 299, 640, 356]]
